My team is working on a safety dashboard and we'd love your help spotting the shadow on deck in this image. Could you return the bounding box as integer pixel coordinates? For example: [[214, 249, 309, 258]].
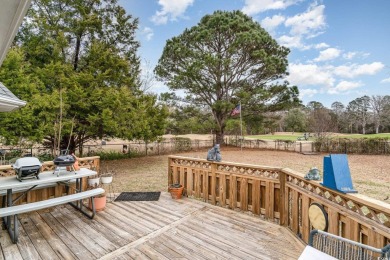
[[0, 193, 304, 259]]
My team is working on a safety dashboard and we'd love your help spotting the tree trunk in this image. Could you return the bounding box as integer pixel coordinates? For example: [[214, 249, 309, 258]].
[[74, 34, 82, 71], [212, 109, 226, 145], [78, 137, 83, 157], [216, 130, 224, 145]]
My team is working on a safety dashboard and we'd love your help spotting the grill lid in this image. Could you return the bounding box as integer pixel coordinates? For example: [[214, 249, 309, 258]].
[[53, 155, 75, 166], [13, 157, 42, 169]]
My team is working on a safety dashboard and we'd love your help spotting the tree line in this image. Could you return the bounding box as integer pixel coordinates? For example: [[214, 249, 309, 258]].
[[282, 96, 390, 135], [163, 95, 390, 137]]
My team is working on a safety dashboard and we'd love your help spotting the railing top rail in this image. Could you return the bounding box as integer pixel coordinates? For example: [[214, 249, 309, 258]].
[[168, 155, 284, 171], [282, 167, 390, 215]]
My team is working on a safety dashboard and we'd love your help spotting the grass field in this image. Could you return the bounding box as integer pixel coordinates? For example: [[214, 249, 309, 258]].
[[246, 132, 390, 141], [334, 133, 390, 139], [246, 133, 308, 141]]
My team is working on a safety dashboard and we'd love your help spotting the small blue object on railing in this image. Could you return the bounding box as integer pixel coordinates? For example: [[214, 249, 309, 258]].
[[321, 154, 357, 193]]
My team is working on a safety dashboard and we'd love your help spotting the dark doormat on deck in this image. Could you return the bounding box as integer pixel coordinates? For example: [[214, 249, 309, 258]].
[[114, 192, 161, 202]]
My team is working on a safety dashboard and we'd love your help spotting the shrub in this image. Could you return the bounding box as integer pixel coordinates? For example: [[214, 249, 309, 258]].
[[171, 137, 192, 151], [313, 137, 390, 155], [37, 152, 54, 162]]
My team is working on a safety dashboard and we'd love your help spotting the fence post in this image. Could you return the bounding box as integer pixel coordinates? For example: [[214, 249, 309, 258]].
[[300, 142, 302, 153]]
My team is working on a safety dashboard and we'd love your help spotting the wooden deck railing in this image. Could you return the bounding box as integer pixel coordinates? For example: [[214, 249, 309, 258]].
[[168, 155, 390, 249], [0, 156, 100, 204]]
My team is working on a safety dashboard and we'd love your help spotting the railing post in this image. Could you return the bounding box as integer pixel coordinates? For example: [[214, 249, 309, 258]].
[[168, 157, 173, 189], [279, 170, 287, 226], [211, 162, 217, 205], [93, 157, 100, 172]]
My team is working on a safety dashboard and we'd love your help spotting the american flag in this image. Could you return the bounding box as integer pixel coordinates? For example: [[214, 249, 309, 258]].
[[231, 104, 241, 116]]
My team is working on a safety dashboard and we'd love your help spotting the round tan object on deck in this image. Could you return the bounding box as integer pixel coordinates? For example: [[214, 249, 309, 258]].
[[308, 203, 328, 231]]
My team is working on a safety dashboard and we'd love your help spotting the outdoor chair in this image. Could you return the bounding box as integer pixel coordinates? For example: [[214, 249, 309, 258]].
[[307, 229, 390, 260]]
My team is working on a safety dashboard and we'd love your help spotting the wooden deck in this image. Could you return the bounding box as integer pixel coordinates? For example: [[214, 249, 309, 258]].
[[0, 193, 305, 260]]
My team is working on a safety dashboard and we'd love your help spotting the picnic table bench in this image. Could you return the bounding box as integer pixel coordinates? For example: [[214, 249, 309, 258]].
[[0, 168, 104, 243]]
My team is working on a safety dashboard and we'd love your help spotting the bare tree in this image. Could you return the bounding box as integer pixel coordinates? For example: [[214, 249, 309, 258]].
[[331, 101, 345, 132], [347, 96, 371, 134], [370, 95, 387, 134], [308, 108, 337, 138], [140, 60, 157, 92]]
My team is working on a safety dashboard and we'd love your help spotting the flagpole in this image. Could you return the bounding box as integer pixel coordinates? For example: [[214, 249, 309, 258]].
[[240, 101, 243, 151]]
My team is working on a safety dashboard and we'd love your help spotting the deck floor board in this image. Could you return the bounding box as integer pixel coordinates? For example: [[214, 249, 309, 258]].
[[0, 192, 304, 259]]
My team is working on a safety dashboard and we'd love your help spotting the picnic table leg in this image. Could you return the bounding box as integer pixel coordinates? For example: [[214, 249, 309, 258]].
[[69, 197, 96, 219], [6, 189, 11, 225], [4, 189, 12, 231], [78, 178, 83, 208], [13, 214, 18, 243], [68, 177, 97, 219], [3, 189, 18, 243]]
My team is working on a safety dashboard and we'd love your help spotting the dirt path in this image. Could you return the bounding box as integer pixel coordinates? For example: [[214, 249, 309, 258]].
[[101, 147, 390, 204]]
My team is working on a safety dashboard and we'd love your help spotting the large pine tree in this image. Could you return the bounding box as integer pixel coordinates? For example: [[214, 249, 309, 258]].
[[155, 10, 300, 144]]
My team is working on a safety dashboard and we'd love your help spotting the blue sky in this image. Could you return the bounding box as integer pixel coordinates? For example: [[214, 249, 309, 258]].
[[119, 0, 390, 108]]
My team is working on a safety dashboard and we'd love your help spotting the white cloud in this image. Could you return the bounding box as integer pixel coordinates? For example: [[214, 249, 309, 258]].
[[278, 35, 304, 49], [299, 88, 318, 98], [277, 3, 327, 50], [261, 15, 285, 31], [328, 81, 363, 94], [343, 52, 356, 60], [314, 48, 341, 62], [284, 4, 326, 37], [314, 42, 329, 49], [151, 0, 194, 25], [242, 0, 301, 15], [332, 62, 384, 78], [287, 63, 335, 87], [380, 77, 390, 83], [343, 51, 370, 60], [141, 27, 154, 41]]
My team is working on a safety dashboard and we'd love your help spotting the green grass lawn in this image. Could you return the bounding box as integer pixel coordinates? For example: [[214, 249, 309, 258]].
[[334, 133, 390, 139], [246, 133, 390, 141], [246, 133, 308, 141]]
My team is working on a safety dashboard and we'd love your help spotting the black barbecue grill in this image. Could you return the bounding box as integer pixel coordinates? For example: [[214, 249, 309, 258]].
[[53, 155, 76, 176], [12, 157, 42, 182]]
